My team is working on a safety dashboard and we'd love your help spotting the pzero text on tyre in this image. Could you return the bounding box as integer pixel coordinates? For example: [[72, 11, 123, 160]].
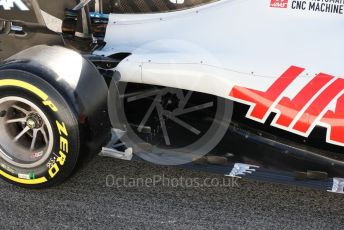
[[0, 45, 111, 188]]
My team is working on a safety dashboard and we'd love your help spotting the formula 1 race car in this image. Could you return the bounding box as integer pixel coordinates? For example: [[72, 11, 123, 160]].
[[0, 0, 343, 194]]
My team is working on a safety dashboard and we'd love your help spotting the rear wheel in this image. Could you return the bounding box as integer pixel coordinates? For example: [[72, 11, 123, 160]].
[[0, 96, 54, 169], [0, 71, 80, 188]]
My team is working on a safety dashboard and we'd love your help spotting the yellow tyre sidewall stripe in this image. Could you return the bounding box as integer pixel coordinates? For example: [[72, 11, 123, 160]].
[[0, 79, 48, 100], [0, 79, 51, 184], [0, 170, 47, 184]]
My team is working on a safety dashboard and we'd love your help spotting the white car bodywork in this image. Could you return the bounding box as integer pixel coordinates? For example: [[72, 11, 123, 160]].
[[95, 0, 344, 147], [96, 0, 344, 100]]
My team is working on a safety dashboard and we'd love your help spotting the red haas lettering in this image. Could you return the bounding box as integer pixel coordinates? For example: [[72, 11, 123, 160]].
[[321, 95, 344, 145], [293, 78, 344, 134], [270, 0, 289, 8], [229, 66, 344, 147], [229, 66, 303, 122], [274, 73, 333, 128]]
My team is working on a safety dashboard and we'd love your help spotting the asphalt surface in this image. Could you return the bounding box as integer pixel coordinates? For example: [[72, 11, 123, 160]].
[[0, 156, 343, 230]]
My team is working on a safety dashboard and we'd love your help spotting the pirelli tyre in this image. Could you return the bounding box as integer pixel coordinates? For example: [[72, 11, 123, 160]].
[[0, 46, 111, 188]]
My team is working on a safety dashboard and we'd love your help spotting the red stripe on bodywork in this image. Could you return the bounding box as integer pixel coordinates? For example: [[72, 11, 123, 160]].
[[293, 77, 344, 134], [275, 73, 334, 127], [321, 94, 344, 144], [229, 66, 304, 121]]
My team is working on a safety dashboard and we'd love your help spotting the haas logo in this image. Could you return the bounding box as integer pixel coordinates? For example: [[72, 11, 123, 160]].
[[229, 66, 344, 147], [270, 0, 289, 8], [0, 0, 29, 11]]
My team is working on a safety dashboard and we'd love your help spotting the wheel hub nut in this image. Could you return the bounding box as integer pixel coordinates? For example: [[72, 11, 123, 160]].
[[26, 119, 36, 129], [26, 114, 43, 129]]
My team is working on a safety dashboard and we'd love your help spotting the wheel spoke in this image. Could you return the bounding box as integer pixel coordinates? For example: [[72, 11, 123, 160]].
[[11, 105, 29, 115], [6, 117, 26, 124], [30, 129, 38, 151], [13, 126, 30, 142], [40, 128, 48, 144]]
